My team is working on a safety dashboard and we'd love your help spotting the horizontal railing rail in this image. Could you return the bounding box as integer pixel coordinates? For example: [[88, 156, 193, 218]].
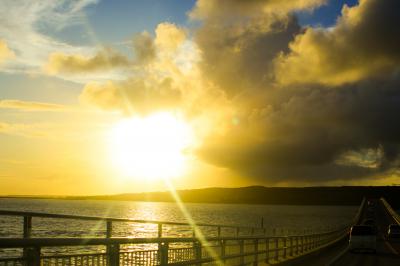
[[0, 209, 263, 229], [380, 198, 400, 224], [0, 209, 265, 238]]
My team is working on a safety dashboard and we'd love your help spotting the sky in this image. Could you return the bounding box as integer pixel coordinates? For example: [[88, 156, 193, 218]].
[[1, 0, 400, 195]]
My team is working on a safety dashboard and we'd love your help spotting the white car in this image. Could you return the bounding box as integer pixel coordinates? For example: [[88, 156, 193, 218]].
[[349, 225, 377, 253], [387, 224, 400, 239]]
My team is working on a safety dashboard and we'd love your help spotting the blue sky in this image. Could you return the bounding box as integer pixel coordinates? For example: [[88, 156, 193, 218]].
[[49, 0, 359, 47], [297, 0, 359, 26]]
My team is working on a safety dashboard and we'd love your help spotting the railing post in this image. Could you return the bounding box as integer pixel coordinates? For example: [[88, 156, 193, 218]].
[[106, 220, 113, 263], [25, 247, 41, 266], [217, 226, 221, 237], [157, 223, 163, 262], [158, 223, 163, 238], [23, 216, 32, 259], [283, 237, 287, 259], [290, 237, 293, 257], [23, 216, 32, 238], [239, 240, 244, 265], [106, 220, 112, 238], [236, 227, 240, 237], [275, 238, 279, 261], [253, 239, 259, 266], [194, 241, 202, 266], [159, 242, 169, 266], [107, 243, 120, 266], [251, 228, 255, 236], [221, 240, 226, 259], [265, 238, 269, 264]]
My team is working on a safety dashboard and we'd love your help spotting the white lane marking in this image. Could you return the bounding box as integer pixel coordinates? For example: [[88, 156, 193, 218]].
[[325, 246, 349, 266], [384, 239, 399, 255]]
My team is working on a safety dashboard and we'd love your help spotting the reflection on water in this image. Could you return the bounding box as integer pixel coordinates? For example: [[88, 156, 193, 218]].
[[0, 198, 358, 257]]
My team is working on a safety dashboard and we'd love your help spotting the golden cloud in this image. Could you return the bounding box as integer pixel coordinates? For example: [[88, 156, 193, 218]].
[[45, 48, 129, 75], [274, 0, 400, 85], [0, 40, 15, 64], [0, 121, 47, 138], [155, 23, 187, 52], [0, 99, 66, 111], [79, 78, 181, 115], [132, 31, 156, 64], [190, 0, 326, 20]]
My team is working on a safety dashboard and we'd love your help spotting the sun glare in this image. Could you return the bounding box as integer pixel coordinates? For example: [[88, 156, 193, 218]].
[[109, 112, 194, 180]]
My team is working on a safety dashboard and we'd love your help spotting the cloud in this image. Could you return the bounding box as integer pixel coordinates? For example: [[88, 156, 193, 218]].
[[0, 0, 98, 74], [45, 49, 129, 75], [197, 77, 400, 183], [188, 0, 400, 184], [155, 23, 187, 53], [189, 0, 326, 20], [274, 0, 400, 85], [0, 121, 48, 138], [79, 78, 181, 115], [45, 23, 187, 75], [0, 99, 66, 111], [194, 13, 301, 96], [79, 23, 194, 115], [0, 40, 15, 64], [132, 31, 156, 65]]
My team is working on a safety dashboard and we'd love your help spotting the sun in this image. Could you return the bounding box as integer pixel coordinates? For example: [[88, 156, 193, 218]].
[[109, 112, 194, 180]]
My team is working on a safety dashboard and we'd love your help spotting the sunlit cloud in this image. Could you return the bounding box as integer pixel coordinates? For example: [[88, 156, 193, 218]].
[[45, 49, 129, 75], [189, 0, 326, 20], [0, 40, 15, 64], [0, 0, 98, 74], [274, 0, 400, 85], [336, 147, 384, 169], [0, 99, 66, 112]]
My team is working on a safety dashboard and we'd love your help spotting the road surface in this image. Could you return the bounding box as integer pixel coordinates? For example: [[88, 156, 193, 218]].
[[295, 199, 400, 266]]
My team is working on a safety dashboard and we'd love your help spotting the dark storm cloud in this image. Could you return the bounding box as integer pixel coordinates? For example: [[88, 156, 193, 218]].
[[195, 0, 400, 183], [198, 77, 400, 182]]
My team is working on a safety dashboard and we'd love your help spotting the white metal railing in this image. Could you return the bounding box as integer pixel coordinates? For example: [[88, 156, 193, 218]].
[[0, 199, 365, 266], [0, 231, 350, 266], [380, 198, 400, 224]]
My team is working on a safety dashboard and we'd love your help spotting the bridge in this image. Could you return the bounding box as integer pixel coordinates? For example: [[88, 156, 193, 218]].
[[0, 198, 398, 265]]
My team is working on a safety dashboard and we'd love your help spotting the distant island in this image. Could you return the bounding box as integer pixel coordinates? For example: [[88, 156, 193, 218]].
[[3, 186, 400, 208]]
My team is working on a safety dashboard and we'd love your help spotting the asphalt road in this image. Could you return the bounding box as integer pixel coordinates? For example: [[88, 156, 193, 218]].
[[330, 199, 399, 266], [295, 199, 400, 266]]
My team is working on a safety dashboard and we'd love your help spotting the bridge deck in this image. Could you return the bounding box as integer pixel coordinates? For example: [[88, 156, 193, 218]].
[[293, 199, 400, 266]]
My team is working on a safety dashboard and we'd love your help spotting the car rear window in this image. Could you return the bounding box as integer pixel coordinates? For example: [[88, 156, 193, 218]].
[[351, 226, 374, 235], [390, 226, 400, 232]]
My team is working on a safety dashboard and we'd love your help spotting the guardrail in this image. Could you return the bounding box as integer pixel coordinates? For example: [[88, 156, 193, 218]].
[[380, 198, 400, 224], [0, 200, 365, 266], [0, 230, 351, 266], [353, 197, 366, 225], [0, 209, 265, 239]]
